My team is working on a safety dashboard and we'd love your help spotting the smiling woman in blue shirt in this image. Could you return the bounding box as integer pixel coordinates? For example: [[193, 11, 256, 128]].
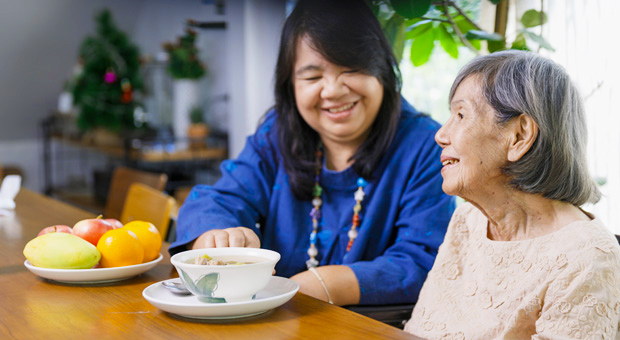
[[170, 0, 455, 306]]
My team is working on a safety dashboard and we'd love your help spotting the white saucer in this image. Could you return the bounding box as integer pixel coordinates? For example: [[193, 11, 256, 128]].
[[24, 254, 163, 284], [143, 276, 299, 319]]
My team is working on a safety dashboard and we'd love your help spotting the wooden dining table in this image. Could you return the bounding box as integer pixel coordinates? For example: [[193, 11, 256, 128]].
[[0, 189, 419, 339]]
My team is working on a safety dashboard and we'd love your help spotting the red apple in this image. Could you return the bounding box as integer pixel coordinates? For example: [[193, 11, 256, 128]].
[[72, 218, 114, 246], [104, 218, 123, 229], [38, 225, 73, 236]]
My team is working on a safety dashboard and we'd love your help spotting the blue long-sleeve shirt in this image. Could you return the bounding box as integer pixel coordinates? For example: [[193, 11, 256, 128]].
[[171, 99, 455, 305]]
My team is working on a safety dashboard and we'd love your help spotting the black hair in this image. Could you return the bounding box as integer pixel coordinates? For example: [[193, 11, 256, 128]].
[[274, 0, 402, 200]]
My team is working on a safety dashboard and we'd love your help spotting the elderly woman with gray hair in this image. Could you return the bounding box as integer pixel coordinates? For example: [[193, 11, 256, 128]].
[[404, 50, 620, 339]]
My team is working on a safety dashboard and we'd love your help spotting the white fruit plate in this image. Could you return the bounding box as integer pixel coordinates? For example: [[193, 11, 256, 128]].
[[24, 253, 163, 284]]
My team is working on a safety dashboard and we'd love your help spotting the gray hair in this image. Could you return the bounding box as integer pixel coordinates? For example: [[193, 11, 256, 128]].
[[450, 50, 600, 206]]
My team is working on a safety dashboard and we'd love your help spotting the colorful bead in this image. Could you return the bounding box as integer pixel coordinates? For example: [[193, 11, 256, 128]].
[[313, 184, 323, 197], [306, 258, 319, 268], [348, 228, 358, 239], [307, 144, 367, 269], [346, 239, 354, 252], [310, 207, 320, 219], [307, 245, 318, 257], [310, 232, 317, 243], [354, 188, 365, 201]]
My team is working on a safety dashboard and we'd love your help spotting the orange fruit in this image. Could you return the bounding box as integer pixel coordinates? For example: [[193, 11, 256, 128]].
[[96, 229, 144, 268], [122, 221, 162, 263]]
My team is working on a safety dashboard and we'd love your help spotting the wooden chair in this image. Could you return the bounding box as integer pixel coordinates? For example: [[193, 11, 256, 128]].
[[120, 183, 177, 240], [104, 166, 168, 220], [174, 185, 194, 206]]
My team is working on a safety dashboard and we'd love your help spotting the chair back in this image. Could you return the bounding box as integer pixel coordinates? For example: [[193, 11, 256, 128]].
[[120, 183, 176, 240], [104, 166, 168, 220], [174, 186, 193, 207]]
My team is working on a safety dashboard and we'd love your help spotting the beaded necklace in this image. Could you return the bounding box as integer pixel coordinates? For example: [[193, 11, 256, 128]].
[[306, 147, 368, 269]]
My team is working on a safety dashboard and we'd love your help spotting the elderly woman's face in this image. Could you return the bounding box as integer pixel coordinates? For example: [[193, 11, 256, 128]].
[[292, 36, 383, 147], [435, 75, 511, 198]]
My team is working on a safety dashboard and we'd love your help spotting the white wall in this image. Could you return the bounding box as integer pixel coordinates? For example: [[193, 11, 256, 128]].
[[541, 0, 620, 233], [227, 0, 285, 158], [0, 0, 286, 192]]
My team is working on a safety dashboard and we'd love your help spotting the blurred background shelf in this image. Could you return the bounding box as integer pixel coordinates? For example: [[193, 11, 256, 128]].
[[41, 114, 228, 213]]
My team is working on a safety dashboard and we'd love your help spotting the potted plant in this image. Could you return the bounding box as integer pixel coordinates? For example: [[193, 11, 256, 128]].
[[187, 105, 210, 149], [162, 28, 206, 146]]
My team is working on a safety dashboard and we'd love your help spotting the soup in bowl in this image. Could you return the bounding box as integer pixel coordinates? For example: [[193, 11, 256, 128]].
[[170, 247, 280, 303]]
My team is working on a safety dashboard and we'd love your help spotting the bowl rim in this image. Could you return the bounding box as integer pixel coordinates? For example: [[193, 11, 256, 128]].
[[171, 247, 280, 268]]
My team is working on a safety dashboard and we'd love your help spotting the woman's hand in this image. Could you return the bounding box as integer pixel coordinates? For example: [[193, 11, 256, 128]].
[[191, 227, 260, 249]]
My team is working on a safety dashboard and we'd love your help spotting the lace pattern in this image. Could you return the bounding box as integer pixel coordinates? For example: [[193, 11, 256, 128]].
[[405, 203, 620, 339]]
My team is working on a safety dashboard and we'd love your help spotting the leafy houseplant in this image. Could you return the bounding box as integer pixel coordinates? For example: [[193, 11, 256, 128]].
[[368, 0, 552, 67], [163, 28, 207, 143], [163, 29, 206, 80]]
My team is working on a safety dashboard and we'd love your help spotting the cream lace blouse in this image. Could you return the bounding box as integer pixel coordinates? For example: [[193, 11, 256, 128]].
[[405, 203, 620, 339]]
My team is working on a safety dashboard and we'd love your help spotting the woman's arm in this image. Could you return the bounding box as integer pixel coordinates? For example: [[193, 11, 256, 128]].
[[291, 265, 360, 305], [169, 118, 279, 255], [534, 246, 620, 339]]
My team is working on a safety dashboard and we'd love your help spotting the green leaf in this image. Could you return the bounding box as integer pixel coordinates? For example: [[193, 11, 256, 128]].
[[196, 272, 220, 296], [454, 18, 481, 50], [179, 269, 198, 292], [366, 0, 381, 17], [488, 39, 507, 52], [522, 30, 555, 51], [520, 9, 547, 28], [391, 0, 432, 19], [410, 28, 435, 66], [405, 17, 423, 26], [464, 30, 504, 41], [488, 0, 503, 4], [405, 21, 432, 39], [437, 24, 458, 58], [383, 14, 407, 64], [510, 33, 529, 50]]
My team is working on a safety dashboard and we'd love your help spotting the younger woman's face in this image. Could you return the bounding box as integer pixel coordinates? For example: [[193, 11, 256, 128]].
[[292, 36, 383, 148]]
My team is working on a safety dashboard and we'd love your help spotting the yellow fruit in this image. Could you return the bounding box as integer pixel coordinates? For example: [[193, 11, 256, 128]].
[[23, 233, 101, 269], [96, 229, 144, 268], [122, 221, 162, 263]]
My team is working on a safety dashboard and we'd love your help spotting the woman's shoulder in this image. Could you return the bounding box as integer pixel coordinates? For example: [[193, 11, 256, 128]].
[[247, 108, 280, 149], [559, 218, 620, 261], [255, 108, 279, 135]]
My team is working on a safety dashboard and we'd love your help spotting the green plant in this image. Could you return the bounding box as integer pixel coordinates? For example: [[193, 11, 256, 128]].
[[163, 28, 206, 79], [189, 105, 205, 124], [72, 9, 144, 132], [368, 0, 553, 67]]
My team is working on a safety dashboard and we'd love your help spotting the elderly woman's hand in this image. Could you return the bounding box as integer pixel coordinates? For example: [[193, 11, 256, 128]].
[[191, 227, 260, 248]]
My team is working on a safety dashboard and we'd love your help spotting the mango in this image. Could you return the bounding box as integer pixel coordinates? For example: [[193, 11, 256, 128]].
[[23, 232, 101, 269]]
